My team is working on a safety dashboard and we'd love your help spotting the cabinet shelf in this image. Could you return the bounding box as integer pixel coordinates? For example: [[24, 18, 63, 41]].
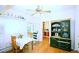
[[51, 36, 70, 40], [62, 30, 69, 32], [52, 26, 60, 27], [57, 41, 70, 44], [51, 31, 61, 33]]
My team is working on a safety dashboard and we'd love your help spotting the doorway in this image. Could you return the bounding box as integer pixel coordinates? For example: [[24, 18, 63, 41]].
[[43, 21, 49, 39]]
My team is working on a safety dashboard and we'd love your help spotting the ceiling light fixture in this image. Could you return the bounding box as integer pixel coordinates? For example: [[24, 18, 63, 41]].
[[26, 5, 51, 16]]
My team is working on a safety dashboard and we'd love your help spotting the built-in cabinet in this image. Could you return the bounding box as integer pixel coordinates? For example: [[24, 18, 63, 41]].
[[50, 20, 71, 51]]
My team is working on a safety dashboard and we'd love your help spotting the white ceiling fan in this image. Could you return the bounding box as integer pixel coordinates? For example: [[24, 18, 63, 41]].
[[26, 5, 51, 16]]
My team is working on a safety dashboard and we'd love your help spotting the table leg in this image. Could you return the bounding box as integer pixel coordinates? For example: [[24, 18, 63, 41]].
[[31, 41, 33, 50]]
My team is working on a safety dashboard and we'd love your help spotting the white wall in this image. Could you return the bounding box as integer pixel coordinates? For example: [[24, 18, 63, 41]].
[[75, 6, 79, 51], [0, 17, 11, 52]]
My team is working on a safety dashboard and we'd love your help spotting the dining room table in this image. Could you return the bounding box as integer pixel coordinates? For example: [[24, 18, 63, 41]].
[[16, 36, 34, 49]]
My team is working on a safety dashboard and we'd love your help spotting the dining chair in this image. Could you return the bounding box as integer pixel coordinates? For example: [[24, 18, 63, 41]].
[[11, 36, 20, 53]]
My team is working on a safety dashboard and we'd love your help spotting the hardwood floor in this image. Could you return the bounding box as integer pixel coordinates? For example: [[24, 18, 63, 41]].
[[30, 37, 69, 53], [7, 37, 79, 53]]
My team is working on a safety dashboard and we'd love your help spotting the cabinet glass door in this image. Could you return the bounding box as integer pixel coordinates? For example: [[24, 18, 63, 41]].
[[61, 20, 70, 38]]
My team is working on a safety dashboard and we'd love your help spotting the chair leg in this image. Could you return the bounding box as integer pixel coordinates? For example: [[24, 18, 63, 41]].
[[31, 41, 33, 50], [12, 49, 17, 53], [12, 48, 15, 53]]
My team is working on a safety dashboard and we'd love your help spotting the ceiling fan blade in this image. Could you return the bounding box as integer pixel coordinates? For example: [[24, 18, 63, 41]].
[[31, 13, 35, 16], [31, 12, 37, 16], [43, 10, 51, 13], [26, 9, 32, 11], [37, 5, 40, 9]]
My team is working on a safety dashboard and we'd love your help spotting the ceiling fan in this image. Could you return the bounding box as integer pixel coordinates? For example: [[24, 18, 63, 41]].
[[26, 5, 51, 16]]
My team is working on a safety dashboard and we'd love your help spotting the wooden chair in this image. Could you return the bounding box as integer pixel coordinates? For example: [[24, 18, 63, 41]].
[[11, 36, 20, 53]]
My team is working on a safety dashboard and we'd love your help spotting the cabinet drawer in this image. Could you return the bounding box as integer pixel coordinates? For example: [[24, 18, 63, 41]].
[[58, 42, 71, 51]]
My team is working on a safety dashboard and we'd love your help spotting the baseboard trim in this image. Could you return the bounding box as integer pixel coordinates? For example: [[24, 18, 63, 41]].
[[70, 49, 79, 53]]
